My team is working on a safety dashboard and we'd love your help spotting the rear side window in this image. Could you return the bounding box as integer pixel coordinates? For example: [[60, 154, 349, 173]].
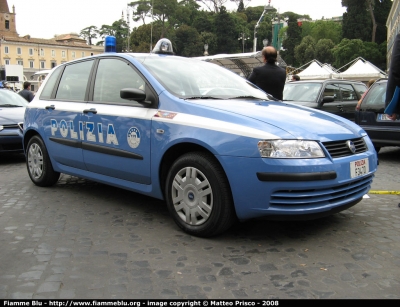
[[323, 84, 341, 101], [339, 84, 357, 101], [55, 60, 94, 101], [40, 67, 63, 99]]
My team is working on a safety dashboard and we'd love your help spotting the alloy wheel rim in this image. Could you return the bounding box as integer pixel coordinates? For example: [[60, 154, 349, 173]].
[[28, 143, 44, 179], [171, 167, 213, 226]]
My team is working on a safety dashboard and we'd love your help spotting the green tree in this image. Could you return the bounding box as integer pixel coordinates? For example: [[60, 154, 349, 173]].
[[302, 20, 342, 44], [214, 6, 239, 53], [80, 26, 98, 45], [342, 0, 371, 42], [97, 20, 129, 52], [200, 31, 218, 55], [294, 36, 316, 65], [373, 0, 392, 44], [363, 41, 386, 70], [128, 1, 152, 25], [332, 38, 365, 68], [174, 25, 204, 56], [281, 13, 302, 66], [130, 23, 163, 52], [314, 39, 335, 64]]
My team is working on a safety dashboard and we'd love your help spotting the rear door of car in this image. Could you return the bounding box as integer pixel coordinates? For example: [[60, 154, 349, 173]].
[[38, 60, 95, 170], [356, 81, 400, 147], [319, 82, 363, 121], [319, 83, 344, 116], [337, 83, 364, 121]]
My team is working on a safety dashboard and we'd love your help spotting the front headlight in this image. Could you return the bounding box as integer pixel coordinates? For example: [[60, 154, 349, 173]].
[[258, 140, 325, 158]]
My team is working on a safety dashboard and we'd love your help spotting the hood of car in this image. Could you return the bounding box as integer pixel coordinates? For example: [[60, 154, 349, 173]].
[[192, 99, 363, 142], [0, 107, 25, 125]]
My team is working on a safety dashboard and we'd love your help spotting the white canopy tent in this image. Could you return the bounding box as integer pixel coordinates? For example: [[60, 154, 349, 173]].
[[194, 52, 287, 78], [333, 57, 387, 81], [294, 60, 337, 80]]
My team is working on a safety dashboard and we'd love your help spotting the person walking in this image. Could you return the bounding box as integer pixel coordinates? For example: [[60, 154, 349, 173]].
[[385, 33, 400, 120], [18, 81, 34, 102], [247, 46, 286, 100]]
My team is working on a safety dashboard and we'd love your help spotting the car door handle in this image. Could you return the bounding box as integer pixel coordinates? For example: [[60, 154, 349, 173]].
[[45, 105, 55, 110], [83, 108, 97, 114]]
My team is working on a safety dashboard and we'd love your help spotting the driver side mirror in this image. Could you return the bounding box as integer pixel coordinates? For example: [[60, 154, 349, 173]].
[[322, 96, 335, 103], [120, 88, 149, 104]]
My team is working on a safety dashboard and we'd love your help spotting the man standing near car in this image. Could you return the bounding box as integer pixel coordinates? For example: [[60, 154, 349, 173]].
[[18, 81, 34, 102], [248, 46, 286, 100], [385, 33, 400, 120]]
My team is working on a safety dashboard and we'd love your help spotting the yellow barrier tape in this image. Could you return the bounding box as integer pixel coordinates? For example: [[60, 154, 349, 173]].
[[368, 190, 400, 195]]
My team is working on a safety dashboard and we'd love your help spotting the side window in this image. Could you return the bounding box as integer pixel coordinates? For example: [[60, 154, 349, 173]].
[[56, 60, 94, 101], [361, 83, 387, 110], [40, 67, 64, 99], [93, 58, 146, 104], [353, 84, 367, 99], [339, 84, 357, 101], [323, 84, 341, 101]]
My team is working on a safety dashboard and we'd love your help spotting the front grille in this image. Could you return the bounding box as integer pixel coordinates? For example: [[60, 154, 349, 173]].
[[1, 123, 23, 132], [322, 138, 367, 158], [270, 174, 373, 208]]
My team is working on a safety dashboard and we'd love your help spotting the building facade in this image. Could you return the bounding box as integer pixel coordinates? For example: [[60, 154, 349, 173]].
[[386, 0, 400, 69], [0, 0, 103, 91]]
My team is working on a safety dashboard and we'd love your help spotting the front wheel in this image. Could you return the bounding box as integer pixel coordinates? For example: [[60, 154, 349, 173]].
[[165, 152, 236, 237], [26, 135, 60, 187]]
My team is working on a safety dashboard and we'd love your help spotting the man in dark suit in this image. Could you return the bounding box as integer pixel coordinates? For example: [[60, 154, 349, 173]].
[[385, 33, 400, 120], [247, 46, 287, 100]]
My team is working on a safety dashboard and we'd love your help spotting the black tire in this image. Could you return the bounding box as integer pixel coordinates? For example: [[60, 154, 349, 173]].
[[26, 135, 60, 187], [165, 152, 236, 237]]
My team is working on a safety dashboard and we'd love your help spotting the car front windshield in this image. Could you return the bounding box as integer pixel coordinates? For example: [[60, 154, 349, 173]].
[[140, 56, 271, 100], [0, 90, 29, 107], [283, 83, 322, 102]]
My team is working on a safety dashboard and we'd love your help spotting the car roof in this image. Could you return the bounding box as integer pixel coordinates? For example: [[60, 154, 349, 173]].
[[287, 79, 365, 84]]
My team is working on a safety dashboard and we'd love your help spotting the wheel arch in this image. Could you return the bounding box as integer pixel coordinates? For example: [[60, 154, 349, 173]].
[[23, 129, 40, 153], [159, 142, 233, 202]]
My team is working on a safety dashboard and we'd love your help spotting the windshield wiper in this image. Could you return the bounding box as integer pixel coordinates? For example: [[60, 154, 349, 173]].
[[282, 99, 294, 101], [0, 104, 23, 107], [228, 95, 268, 100], [184, 96, 223, 100]]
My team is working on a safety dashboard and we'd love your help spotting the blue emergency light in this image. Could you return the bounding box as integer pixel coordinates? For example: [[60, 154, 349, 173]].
[[104, 36, 117, 53]]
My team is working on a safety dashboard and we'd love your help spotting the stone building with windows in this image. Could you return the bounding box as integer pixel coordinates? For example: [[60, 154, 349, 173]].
[[387, 0, 400, 69], [0, 0, 103, 91]]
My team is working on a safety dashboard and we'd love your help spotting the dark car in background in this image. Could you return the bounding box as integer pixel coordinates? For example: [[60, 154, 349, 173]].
[[283, 80, 367, 121], [355, 78, 400, 152], [0, 89, 28, 154]]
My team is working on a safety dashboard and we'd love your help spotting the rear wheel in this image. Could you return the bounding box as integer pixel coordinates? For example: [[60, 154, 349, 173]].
[[26, 135, 60, 187], [165, 152, 236, 237]]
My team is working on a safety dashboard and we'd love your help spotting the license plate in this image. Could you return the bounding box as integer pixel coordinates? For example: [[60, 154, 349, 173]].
[[350, 158, 369, 178]]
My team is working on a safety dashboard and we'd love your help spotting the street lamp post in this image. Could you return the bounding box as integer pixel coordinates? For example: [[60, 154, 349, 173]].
[[238, 31, 249, 53], [253, 1, 274, 52]]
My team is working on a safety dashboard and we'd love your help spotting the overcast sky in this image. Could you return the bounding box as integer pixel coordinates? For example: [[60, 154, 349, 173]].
[[8, 0, 346, 39]]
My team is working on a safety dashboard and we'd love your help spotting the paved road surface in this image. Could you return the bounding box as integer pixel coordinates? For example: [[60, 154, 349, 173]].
[[0, 147, 399, 299]]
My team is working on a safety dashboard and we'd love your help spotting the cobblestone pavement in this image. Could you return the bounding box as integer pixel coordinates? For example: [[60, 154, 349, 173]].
[[0, 147, 399, 299]]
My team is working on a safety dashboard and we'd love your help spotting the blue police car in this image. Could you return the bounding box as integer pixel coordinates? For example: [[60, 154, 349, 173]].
[[23, 38, 378, 237]]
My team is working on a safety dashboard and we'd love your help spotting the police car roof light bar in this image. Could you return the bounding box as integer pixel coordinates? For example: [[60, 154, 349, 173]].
[[104, 36, 117, 53], [152, 38, 174, 55]]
